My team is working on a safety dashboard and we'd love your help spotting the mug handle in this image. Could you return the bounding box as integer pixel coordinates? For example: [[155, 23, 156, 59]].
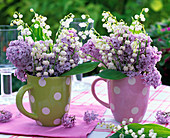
[[91, 78, 110, 108], [16, 84, 38, 120]]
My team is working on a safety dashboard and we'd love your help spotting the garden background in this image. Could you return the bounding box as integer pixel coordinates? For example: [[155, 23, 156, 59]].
[[0, 0, 169, 92]]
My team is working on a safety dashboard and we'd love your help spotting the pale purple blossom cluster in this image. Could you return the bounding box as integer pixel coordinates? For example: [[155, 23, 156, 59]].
[[62, 113, 76, 128], [7, 10, 82, 81], [155, 110, 170, 124], [83, 110, 99, 123], [0, 110, 13, 123], [6, 39, 33, 81], [80, 10, 162, 88], [31, 29, 80, 78]]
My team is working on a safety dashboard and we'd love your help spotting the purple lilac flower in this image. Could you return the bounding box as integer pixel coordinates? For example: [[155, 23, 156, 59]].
[[6, 39, 33, 81], [0, 110, 13, 123], [156, 110, 170, 124], [81, 30, 162, 88], [62, 113, 76, 128], [83, 110, 99, 123], [80, 39, 102, 62]]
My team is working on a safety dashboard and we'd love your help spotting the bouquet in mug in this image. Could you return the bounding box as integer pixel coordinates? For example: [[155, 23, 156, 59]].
[[80, 8, 162, 88], [6, 9, 98, 81]]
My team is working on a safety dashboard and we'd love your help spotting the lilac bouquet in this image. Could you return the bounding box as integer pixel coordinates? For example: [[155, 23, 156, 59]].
[[80, 8, 162, 88], [6, 9, 98, 81]]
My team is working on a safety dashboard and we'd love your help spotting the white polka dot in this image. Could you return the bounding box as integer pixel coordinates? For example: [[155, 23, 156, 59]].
[[110, 103, 115, 111], [114, 87, 120, 94], [128, 77, 136, 85], [131, 107, 139, 114], [42, 107, 50, 115], [39, 78, 46, 87], [53, 118, 61, 125], [142, 87, 148, 96], [66, 77, 70, 85], [54, 92, 61, 100], [36, 121, 42, 126], [30, 95, 35, 103], [65, 104, 69, 112], [138, 116, 143, 122]]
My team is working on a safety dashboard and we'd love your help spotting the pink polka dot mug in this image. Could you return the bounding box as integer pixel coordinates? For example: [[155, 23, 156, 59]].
[[91, 76, 150, 123], [16, 74, 71, 126]]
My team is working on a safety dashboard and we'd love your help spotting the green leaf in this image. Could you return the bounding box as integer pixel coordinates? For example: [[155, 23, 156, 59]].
[[60, 62, 100, 76], [110, 123, 170, 138], [97, 69, 127, 80]]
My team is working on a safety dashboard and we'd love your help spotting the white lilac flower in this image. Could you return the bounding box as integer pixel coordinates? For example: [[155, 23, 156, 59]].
[[84, 30, 89, 35], [125, 130, 129, 134], [117, 50, 123, 55], [60, 51, 67, 56], [117, 125, 121, 130], [132, 53, 137, 57], [82, 35, 87, 40], [131, 132, 136, 137], [32, 19, 35, 23], [30, 8, 34, 12], [49, 69, 54, 75], [27, 31, 31, 35], [40, 22, 45, 27], [21, 30, 26, 35], [88, 18, 94, 23], [79, 23, 87, 28], [17, 25, 23, 30], [81, 14, 86, 19], [130, 25, 134, 30], [123, 66, 128, 71], [34, 24, 39, 28], [144, 8, 149, 13], [10, 23, 14, 26], [42, 17, 47, 22], [69, 59, 74, 63], [47, 31, 52, 36], [134, 15, 139, 19], [118, 37, 123, 41], [129, 129, 133, 133], [129, 118, 133, 123], [125, 40, 130, 45], [72, 64, 76, 68], [43, 72, 48, 76], [141, 17, 145, 22], [18, 35, 23, 40], [36, 72, 41, 77], [19, 14, 23, 18], [78, 31, 83, 36], [13, 14, 18, 18], [120, 46, 125, 51], [42, 60, 50, 65], [140, 134, 145, 138], [35, 13, 38, 17], [45, 25, 50, 30], [123, 125, 128, 131], [138, 130, 143, 135], [43, 29, 47, 33], [36, 66, 43, 71]]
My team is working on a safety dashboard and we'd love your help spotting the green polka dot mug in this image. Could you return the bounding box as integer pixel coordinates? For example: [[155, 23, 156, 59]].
[[91, 76, 150, 123], [16, 74, 71, 126]]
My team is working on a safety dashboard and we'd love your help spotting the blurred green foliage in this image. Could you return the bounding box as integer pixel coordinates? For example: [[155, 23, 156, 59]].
[[147, 19, 170, 85], [0, 0, 169, 90], [0, 0, 170, 37]]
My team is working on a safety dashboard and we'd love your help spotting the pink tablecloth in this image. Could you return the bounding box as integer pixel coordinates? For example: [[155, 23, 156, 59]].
[[0, 103, 106, 138]]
